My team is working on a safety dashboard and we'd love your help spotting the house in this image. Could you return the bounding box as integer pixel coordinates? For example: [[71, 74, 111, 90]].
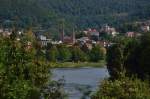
[[51, 41, 62, 45], [77, 37, 89, 43], [88, 29, 99, 36], [141, 25, 150, 32], [77, 36, 98, 45], [86, 29, 100, 41], [126, 32, 141, 38], [90, 30, 99, 41], [39, 35, 47, 41], [38, 35, 52, 46], [100, 24, 118, 36], [63, 36, 73, 44], [96, 41, 112, 47], [126, 32, 135, 37]]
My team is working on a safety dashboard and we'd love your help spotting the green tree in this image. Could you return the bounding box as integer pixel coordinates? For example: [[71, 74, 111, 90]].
[[0, 30, 50, 99], [90, 45, 105, 62], [123, 33, 150, 79], [80, 43, 90, 54], [107, 44, 124, 79], [123, 39, 141, 77], [128, 33, 150, 79], [138, 33, 150, 79], [47, 45, 59, 62], [57, 44, 72, 62], [71, 46, 88, 62]]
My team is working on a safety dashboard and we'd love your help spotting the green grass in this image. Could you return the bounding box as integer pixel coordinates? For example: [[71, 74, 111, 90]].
[[49, 60, 106, 68]]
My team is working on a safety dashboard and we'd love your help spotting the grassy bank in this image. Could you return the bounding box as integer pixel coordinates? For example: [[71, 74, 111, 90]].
[[49, 60, 106, 68]]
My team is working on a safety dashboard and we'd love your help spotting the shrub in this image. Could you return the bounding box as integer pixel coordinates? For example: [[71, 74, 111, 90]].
[[92, 76, 150, 99]]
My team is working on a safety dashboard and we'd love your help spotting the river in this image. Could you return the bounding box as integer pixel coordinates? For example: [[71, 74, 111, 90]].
[[52, 67, 109, 99]]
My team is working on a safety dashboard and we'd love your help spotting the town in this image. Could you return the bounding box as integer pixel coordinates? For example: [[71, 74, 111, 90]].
[[0, 20, 150, 48]]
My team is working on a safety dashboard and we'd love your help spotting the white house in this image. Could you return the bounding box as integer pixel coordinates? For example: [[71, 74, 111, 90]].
[[38, 35, 52, 46], [100, 24, 118, 36]]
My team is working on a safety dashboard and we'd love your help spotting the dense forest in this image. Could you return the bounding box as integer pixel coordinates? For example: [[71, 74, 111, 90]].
[[1, 0, 150, 30]]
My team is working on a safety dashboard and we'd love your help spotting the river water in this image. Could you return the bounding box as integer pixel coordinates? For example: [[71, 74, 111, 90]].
[[52, 67, 109, 99]]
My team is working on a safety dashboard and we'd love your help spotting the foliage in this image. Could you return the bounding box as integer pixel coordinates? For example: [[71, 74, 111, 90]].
[[95, 33, 150, 99], [46, 45, 59, 62], [57, 44, 72, 62], [138, 33, 150, 78], [123, 39, 141, 77], [43, 80, 67, 99], [45, 43, 105, 63], [0, 32, 38, 99], [106, 44, 124, 79], [1, 0, 150, 30], [99, 32, 113, 41], [107, 32, 150, 80], [0, 30, 65, 99], [0, 79, 32, 99], [50, 61, 106, 68], [123, 33, 150, 79], [71, 46, 88, 62], [80, 43, 90, 54], [90, 45, 105, 62], [92, 76, 150, 99]]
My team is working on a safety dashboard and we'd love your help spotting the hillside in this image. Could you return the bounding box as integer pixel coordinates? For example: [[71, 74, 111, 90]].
[[0, 0, 150, 30]]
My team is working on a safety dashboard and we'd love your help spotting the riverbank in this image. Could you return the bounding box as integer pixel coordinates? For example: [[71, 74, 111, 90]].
[[49, 60, 106, 68]]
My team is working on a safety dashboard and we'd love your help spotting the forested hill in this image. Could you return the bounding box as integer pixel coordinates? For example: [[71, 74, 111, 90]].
[[1, 0, 150, 29]]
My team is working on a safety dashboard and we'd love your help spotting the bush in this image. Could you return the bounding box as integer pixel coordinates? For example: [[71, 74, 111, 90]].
[[92, 76, 150, 99]]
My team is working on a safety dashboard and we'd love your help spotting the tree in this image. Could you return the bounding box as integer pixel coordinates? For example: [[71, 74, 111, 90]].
[[107, 44, 124, 79], [93, 34, 150, 99], [71, 46, 88, 62], [123, 33, 150, 79], [90, 45, 105, 62], [0, 30, 50, 99], [99, 32, 113, 41], [57, 44, 72, 62], [1, 0, 150, 29], [108, 33, 150, 80], [123, 39, 141, 77], [47, 45, 59, 62], [138, 33, 150, 79], [80, 43, 90, 54]]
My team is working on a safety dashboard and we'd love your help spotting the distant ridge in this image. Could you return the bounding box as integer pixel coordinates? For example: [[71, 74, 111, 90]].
[[0, 0, 150, 29]]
